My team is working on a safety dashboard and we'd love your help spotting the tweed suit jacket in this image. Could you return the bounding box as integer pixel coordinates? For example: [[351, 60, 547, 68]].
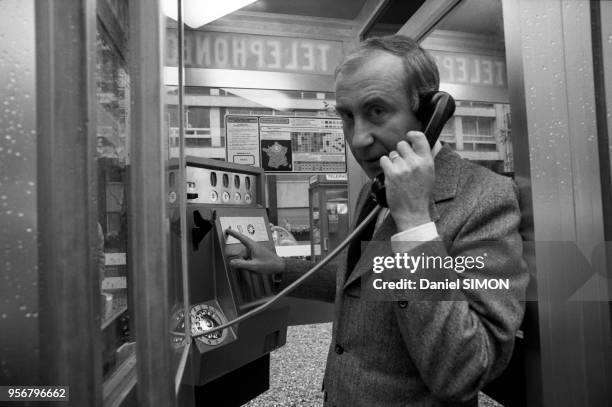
[[282, 145, 529, 406]]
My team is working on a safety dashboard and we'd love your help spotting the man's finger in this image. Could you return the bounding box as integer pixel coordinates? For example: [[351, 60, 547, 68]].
[[396, 140, 417, 160], [225, 228, 256, 248], [379, 155, 393, 173], [405, 131, 431, 156]]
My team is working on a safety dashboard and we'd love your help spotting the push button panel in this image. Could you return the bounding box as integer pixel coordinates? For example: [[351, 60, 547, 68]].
[[186, 166, 256, 206], [219, 216, 269, 244], [214, 208, 275, 307]]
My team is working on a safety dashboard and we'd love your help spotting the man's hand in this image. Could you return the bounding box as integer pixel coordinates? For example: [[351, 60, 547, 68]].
[[379, 131, 435, 231], [225, 228, 286, 275]]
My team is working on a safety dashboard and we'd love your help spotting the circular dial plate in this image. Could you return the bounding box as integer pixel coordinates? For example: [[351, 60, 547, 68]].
[[189, 304, 228, 346]]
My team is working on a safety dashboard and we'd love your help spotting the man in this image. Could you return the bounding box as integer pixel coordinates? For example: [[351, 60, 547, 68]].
[[227, 35, 528, 406]]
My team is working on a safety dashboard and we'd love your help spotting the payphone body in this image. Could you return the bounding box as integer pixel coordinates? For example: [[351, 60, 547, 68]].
[[308, 174, 349, 261], [169, 157, 288, 405]]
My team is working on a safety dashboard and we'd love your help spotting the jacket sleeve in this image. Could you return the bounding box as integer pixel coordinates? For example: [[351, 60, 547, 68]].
[[277, 257, 339, 303], [391, 178, 529, 402]]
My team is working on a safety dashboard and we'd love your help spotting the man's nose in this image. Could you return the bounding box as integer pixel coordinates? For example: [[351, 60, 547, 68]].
[[351, 118, 374, 149]]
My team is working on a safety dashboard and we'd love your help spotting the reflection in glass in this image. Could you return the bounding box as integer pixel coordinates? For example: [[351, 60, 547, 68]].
[[419, 0, 513, 175], [95, 25, 134, 381], [163, 7, 194, 398]]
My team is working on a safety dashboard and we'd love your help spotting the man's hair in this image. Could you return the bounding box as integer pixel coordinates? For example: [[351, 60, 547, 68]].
[[335, 35, 439, 111]]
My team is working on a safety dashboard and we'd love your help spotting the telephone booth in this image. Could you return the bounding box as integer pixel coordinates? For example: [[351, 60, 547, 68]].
[[308, 175, 350, 260]]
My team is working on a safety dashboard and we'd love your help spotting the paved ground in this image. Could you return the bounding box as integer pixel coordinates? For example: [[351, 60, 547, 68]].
[[245, 323, 329, 406], [246, 323, 502, 407]]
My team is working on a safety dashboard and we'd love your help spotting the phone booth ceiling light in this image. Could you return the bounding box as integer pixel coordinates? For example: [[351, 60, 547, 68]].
[[164, 0, 258, 28]]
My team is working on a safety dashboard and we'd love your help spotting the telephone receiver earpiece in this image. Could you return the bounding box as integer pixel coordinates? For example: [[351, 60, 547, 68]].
[[370, 91, 456, 207], [417, 91, 456, 149]]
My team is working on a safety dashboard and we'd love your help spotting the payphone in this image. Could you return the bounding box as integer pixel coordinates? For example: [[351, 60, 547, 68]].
[[169, 157, 288, 406]]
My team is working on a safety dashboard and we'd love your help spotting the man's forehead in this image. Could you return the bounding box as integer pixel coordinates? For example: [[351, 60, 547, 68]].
[[334, 52, 404, 90]]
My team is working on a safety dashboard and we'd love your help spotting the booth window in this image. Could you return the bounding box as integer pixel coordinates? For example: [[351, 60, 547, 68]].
[[95, 12, 135, 390], [166, 86, 343, 251]]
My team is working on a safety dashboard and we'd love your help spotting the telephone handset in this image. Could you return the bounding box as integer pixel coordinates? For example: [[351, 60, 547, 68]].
[[370, 91, 456, 207]]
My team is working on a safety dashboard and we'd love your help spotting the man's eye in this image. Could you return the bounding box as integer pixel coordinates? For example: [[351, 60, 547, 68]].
[[368, 106, 385, 119]]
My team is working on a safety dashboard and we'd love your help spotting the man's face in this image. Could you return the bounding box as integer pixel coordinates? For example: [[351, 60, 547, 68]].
[[335, 52, 422, 178]]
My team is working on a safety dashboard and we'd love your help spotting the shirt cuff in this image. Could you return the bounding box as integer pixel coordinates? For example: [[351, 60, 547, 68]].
[[391, 222, 439, 253]]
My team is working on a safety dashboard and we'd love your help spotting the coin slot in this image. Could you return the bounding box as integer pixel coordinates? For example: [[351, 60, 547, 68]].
[[210, 171, 217, 187]]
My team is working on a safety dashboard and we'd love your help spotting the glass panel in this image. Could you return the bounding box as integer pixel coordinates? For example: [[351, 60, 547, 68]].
[[600, 3, 612, 189], [96, 22, 134, 383], [181, 85, 343, 256], [178, 87, 342, 170], [594, 1, 612, 328], [0, 0, 38, 385], [175, 84, 345, 253], [364, 0, 514, 177], [420, 0, 513, 176], [173, 2, 344, 404], [462, 116, 478, 135], [163, 2, 194, 403], [186, 106, 211, 128], [165, 87, 190, 386]]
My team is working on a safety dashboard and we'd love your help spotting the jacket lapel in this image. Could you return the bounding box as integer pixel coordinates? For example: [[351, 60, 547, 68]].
[[430, 145, 461, 203], [342, 145, 462, 290]]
